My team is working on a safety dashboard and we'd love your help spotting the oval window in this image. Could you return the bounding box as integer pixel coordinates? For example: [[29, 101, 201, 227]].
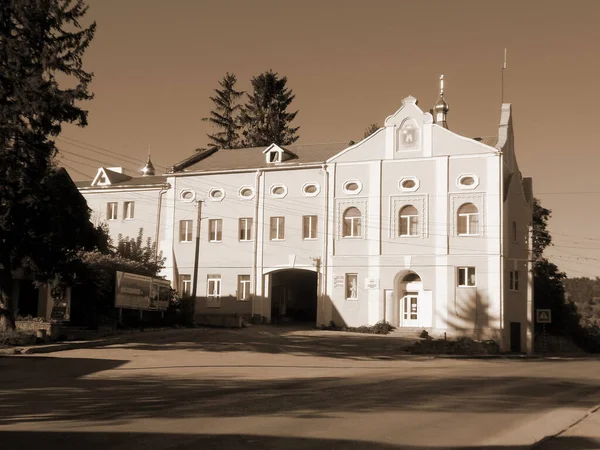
[[304, 184, 317, 194], [240, 188, 253, 197], [346, 182, 359, 191], [211, 190, 223, 199], [272, 186, 285, 195], [461, 176, 475, 186], [182, 191, 194, 200], [401, 179, 416, 189]]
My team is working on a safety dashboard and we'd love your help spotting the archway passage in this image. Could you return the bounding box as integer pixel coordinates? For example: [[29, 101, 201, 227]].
[[270, 270, 318, 324]]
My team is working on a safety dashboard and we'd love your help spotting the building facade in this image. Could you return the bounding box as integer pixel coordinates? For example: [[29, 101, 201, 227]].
[[80, 94, 534, 352]]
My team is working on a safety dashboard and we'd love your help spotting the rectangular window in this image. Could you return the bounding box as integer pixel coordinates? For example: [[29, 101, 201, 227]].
[[207, 274, 221, 297], [179, 274, 192, 297], [123, 201, 135, 220], [458, 267, 476, 287], [208, 219, 222, 242], [270, 216, 285, 240], [345, 273, 358, 300], [509, 270, 519, 291], [238, 275, 251, 300], [303, 215, 318, 240], [107, 202, 118, 220], [179, 220, 193, 242], [239, 218, 253, 241]]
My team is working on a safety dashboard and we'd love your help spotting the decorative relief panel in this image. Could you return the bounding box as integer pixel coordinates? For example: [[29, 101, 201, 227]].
[[398, 118, 420, 151], [450, 193, 486, 236], [336, 198, 368, 240], [390, 194, 428, 239]]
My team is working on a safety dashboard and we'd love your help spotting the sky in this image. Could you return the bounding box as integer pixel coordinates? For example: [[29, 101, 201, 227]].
[[59, 0, 600, 278]]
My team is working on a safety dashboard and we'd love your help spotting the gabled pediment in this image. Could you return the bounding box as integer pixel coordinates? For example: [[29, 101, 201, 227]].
[[91, 167, 132, 186], [384, 95, 433, 128]]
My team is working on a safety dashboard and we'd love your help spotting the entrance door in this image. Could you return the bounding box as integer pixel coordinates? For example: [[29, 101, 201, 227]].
[[510, 322, 522, 353], [402, 293, 419, 326]]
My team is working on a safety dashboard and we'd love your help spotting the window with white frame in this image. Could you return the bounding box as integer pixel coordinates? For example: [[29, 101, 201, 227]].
[[123, 201, 135, 220], [345, 273, 358, 300], [399, 205, 419, 236], [458, 267, 476, 287], [302, 183, 320, 197], [107, 202, 118, 220], [509, 270, 519, 291], [303, 215, 318, 240], [342, 207, 362, 238], [207, 274, 221, 297], [238, 275, 251, 300], [239, 218, 253, 241], [270, 216, 285, 240], [457, 203, 480, 236], [179, 220, 193, 242], [208, 219, 222, 242], [267, 150, 280, 163], [270, 184, 287, 198], [179, 274, 192, 297]]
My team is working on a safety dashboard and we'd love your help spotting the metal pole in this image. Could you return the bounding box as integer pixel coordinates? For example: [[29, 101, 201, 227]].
[[542, 323, 547, 353], [190, 200, 203, 323]]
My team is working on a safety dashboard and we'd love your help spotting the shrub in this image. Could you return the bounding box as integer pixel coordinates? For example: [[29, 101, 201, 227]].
[[323, 320, 395, 335], [410, 337, 501, 355], [0, 330, 37, 347]]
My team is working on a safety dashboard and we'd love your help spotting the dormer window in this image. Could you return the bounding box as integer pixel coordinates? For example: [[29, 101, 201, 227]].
[[262, 143, 296, 164]]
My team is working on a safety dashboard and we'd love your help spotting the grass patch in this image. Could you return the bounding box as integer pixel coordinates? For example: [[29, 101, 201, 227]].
[[322, 320, 395, 335]]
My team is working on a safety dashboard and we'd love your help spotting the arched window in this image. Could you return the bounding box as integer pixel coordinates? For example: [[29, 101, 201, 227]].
[[457, 203, 479, 236], [343, 207, 362, 238], [399, 205, 419, 236]]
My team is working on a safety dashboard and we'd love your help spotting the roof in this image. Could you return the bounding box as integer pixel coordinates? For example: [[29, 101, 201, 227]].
[[173, 142, 349, 173], [472, 136, 499, 147], [76, 173, 168, 189]]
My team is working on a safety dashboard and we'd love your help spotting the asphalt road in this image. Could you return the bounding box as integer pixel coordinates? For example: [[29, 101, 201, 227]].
[[1, 326, 599, 449]]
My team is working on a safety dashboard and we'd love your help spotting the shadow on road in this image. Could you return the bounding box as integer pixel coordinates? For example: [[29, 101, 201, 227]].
[[94, 326, 425, 360], [1, 353, 599, 425], [0, 431, 597, 450]]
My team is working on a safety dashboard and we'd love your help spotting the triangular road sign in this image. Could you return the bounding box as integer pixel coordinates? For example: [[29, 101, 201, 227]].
[[536, 309, 552, 323]]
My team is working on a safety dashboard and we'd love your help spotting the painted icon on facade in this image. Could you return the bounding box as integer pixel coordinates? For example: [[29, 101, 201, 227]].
[[399, 119, 419, 150]]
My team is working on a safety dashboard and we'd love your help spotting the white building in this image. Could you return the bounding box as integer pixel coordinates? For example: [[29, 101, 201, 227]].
[[80, 91, 534, 353]]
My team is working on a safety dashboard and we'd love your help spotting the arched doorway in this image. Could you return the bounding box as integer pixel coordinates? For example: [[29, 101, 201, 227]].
[[269, 269, 318, 324], [392, 271, 422, 327]]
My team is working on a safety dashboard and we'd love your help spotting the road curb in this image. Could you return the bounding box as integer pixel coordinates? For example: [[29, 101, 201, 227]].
[[0, 327, 190, 356], [530, 403, 600, 449]]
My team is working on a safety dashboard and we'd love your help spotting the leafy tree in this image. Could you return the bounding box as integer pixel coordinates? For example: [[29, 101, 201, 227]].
[[363, 123, 380, 138], [0, 0, 96, 331], [202, 73, 244, 149], [532, 199, 569, 332], [115, 228, 164, 277], [240, 70, 299, 147]]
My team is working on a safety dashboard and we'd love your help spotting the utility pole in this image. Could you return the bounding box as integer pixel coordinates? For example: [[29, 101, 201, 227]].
[[190, 200, 203, 323]]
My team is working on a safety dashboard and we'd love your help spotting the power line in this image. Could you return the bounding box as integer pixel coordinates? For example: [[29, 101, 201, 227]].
[[58, 135, 169, 170]]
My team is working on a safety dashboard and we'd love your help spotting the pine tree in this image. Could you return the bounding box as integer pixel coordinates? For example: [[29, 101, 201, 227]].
[[240, 70, 299, 147], [202, 73, 244, 149], [363, 123, 380, 138], [0, 0, 96, 331]]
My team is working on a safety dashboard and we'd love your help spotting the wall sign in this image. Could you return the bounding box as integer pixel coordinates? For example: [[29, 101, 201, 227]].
[[365, 277, 379, 290]]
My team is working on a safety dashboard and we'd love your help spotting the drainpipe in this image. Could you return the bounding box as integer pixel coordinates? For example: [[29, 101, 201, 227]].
[[499, 151, 505, 349], [321, 164, 329, 326], [252, 169, 263, 319], [154, 187, 169, 264]]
